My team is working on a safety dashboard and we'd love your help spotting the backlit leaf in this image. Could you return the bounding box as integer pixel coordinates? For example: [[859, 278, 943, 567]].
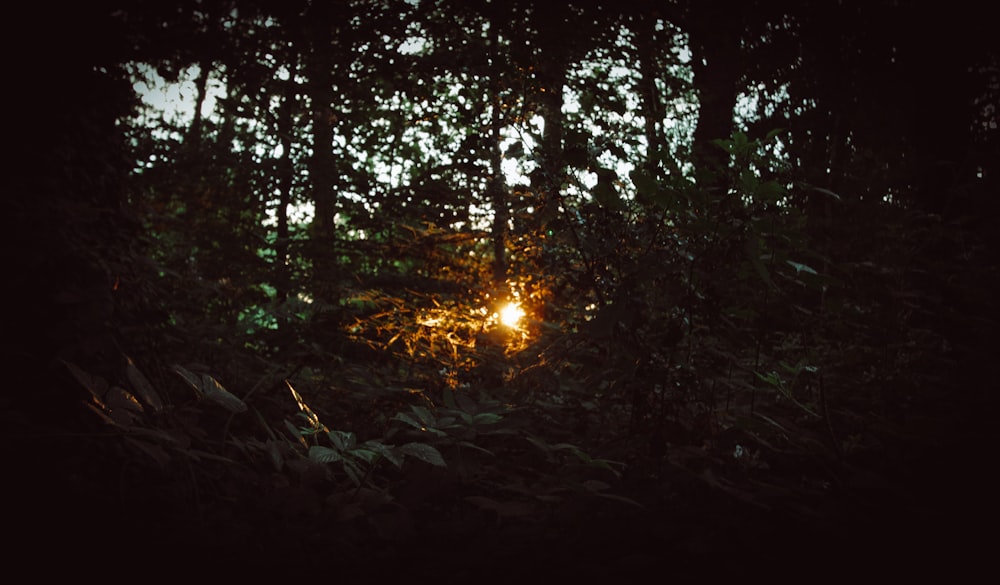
[[125, 355, 163, 412], [200, 374, 247, 413]]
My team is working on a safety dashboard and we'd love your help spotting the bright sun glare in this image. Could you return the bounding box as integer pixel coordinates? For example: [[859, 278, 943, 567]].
[[498, 302, 525, 328]]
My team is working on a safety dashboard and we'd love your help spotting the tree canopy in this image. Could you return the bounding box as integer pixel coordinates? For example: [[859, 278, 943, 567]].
[[5, 0, 998, 580]]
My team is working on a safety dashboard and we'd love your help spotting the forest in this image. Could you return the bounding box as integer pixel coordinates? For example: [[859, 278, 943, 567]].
[[4, 0, 998, 580]]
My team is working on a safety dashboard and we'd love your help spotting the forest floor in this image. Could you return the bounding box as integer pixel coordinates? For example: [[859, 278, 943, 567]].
[[3, 362, 996, 583]]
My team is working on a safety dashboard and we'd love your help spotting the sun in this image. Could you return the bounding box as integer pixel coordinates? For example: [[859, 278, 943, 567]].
[[498, 301, 525, 328]]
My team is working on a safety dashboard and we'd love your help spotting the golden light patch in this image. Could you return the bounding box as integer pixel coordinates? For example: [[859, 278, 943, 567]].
[[498, 302, 525, 328]]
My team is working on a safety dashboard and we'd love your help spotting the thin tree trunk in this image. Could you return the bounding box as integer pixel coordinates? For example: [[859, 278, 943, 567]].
[[274, 69, 297, 305], [487, 15, 508, 288], [185, 59, 211, 150]]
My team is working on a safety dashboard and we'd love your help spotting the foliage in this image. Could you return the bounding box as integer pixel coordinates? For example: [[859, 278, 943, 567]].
[[9, 0, 998, 578]]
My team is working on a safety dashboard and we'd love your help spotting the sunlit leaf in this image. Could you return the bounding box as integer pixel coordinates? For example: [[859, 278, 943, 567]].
[[85, 402, 117, 426], [200, 374, 247, 413], [171, 364, 201, 392], [125, 355, 163, 412], [106, 386, 143, 414]]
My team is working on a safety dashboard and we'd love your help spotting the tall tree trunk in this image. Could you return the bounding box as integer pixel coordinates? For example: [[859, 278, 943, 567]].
[[635, 12, 664, 183], [533, 4, 569, 218], [687, 2, 743, 188], [303, 4, 339, 290]]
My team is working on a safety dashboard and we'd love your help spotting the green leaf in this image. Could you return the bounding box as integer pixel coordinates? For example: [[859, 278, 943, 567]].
[[400, 442, 447, 467], [525, 435, 552, 455], [757, 180, 787, 201], [284, 419, 306, 445], [754, 370, 782, 387], [342, 461, 363, 486], [392, 412, 424, 430], [810, 185, 842, 200], [265, 440, 283, 472], [471, 412, 502, 425], [786, 260, 818, 275], [171, 364, 201, 392], [550, 442, 590, 462], [63, 360, 109, 401], [348, 448, 380, 464], [630, 168, 659, 196], [744, 236, 777, 290], [393, 412, 447, 436], [328, 430, 356, 451], [309, 445, 343, 464], [436, 415, 458, 428], [457, 440, 495, 457], [363, 440, 403, 468], [410, 405, 437, 426], [592, 181, 622, 210], [582, 479, 610, 492], [200, 374, 247, 414], [711, 137, 734, 153], [125, 356, 163, 412], [588, 458, 624, 478]]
